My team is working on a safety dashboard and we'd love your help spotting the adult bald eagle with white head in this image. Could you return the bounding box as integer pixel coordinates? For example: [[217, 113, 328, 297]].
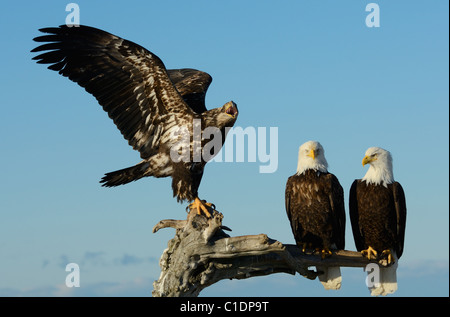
[[285, 141, 346, 290], [349, 147, 407, 296]]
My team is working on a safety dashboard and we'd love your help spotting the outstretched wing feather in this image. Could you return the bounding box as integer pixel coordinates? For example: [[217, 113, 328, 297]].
[[32, 25, 193, 159], [167, 68, 212, 114]]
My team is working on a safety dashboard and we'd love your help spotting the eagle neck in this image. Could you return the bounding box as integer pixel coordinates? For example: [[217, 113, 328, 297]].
[[296, 167, 328, 177], [362, 165, 394, 187], [296, 159, 328, 176]]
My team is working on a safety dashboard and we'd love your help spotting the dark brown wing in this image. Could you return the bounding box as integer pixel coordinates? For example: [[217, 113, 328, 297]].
[[167, 68, 212, 114], [328, 173, 346, 250], [285, 176, 304, 244], [349, 180, 365, 252], [285, 176, 294, 223], [31, 25, 194, 159], [393, 182, 407, 259]]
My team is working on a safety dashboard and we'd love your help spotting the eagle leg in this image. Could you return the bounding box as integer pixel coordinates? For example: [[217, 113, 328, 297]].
[[381, 249, 394, 264], [361, 246, 378, 260], [298, 242, 313, 253], [189, 197, 215, 218]]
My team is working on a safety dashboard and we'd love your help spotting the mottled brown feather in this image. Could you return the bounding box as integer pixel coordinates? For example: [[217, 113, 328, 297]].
[[349, 180, 407, 258], [31, 25, 238, 203], [285, 170, 346, 250]]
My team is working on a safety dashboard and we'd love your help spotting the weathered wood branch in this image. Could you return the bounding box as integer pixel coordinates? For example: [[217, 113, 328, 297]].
[[152, 209, 373, 297]]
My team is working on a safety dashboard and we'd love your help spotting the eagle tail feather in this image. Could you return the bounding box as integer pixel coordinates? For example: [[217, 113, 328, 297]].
[[317, 266, 342, 290], [367, 252, 399, 296], [369, 263, 398, 296], [100, 161, 150, 187]]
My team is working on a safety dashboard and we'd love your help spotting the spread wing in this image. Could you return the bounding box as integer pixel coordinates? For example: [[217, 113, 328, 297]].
[[167, 68, 212, 114], [393, 182, 407, 259], [31, 25, 194, 159], [329, 174, 346, 250]]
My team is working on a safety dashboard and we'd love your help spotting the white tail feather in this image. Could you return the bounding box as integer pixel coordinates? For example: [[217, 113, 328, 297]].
[[367, 253, 399, 296], [317, 266, 342, 290]]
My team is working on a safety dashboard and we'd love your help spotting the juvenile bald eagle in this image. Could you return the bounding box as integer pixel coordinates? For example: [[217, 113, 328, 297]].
[[285, 141, 346, 290], [31, 25, 238, 217], [349, 147, 407, 296]]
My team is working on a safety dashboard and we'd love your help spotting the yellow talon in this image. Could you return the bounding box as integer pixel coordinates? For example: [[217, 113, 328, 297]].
[[361, 246, 378, 260], [189, 197, 214, 218], [315, 247, 332, 259], [381, 249, 394, 264], [321, 248, 332, 260]]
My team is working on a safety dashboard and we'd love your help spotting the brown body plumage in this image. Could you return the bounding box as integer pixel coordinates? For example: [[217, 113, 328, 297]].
[[349, 147, 407, 296], [285, 169, 346, 251], [349, 180, 406, 259], [31, 25, 238, 207]]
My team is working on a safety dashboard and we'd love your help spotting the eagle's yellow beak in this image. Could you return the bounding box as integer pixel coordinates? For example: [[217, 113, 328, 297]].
[[224, 101, 238, 118], [308, 149, 316, 160], [362, 155, 375, 166]]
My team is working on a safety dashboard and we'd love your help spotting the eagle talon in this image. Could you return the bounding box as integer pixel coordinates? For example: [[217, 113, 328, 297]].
[[381, 249, 394, 264], [202, 200, 215, 210], [361, 246, 378, 260], [320, 248, 332, 260], [313, 247, 332, 259], [189, 197, 215, 218]]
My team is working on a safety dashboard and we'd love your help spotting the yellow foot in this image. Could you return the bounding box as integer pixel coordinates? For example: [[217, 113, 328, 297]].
[[188, 197, 215, 218], [321, 248, 332, 259], [361, 246, 378, 260], [315, 247, 332, 260], [381, 249, 394, 264]]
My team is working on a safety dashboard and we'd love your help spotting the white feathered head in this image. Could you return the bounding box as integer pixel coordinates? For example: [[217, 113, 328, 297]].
[[362, 146, 394, 187], [296, 140, 328, 175]]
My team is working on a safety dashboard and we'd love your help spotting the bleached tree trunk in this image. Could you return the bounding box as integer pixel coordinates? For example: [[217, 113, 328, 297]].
[[152, 209, 371, 297]]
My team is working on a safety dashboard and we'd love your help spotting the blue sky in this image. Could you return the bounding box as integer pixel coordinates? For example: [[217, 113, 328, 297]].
[[0, 1, 448, 297]]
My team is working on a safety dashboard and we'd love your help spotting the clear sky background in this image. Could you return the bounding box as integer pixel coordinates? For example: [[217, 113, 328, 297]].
[[0, 1, 448, 297]]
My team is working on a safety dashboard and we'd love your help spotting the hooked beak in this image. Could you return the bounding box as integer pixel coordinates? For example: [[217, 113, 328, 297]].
[[362, 155, 375, 166], [225, 101, 238, 118], [307, 149, 316, 160]]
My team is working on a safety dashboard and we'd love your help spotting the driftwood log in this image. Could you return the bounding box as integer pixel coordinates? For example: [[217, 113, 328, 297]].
[[152, 207, 373, 297]]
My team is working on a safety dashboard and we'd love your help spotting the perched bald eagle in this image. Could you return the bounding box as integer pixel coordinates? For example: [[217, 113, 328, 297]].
[[349, 147, 407, 296], [31, 25, 238, 217], [285, 141, 346, 290]]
